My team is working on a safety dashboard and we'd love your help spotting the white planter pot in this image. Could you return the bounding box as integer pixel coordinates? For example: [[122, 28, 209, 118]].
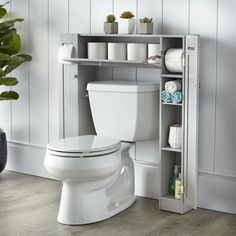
[[165, 48, 183, 73], [108, 43, 127, 60], [168, 125, 182, 149], [118, 18, 135, 34], [87, 42, 107, 59], [127, 43, 147, 61], [148, 44, 161, 64]]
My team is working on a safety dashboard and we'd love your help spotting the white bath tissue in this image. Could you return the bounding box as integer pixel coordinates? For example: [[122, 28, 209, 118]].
[[58, 44, 74, 64], [165, 49, 183, 73]]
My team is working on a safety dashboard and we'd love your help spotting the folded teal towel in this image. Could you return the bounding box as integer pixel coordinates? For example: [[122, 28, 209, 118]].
[[161, 90, 172, 103], [171, 91, 182, 104]]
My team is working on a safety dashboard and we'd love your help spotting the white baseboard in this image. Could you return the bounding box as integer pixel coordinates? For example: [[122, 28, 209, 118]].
[[6, 141, 51, 179], [134, 160, 159, 199], [198, 171, 236, 214]]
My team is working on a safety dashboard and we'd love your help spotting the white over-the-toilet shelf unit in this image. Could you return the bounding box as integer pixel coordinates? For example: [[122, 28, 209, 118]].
[[60, 33, 199, 214]]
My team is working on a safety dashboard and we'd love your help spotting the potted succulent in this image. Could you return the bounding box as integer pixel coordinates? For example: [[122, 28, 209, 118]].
[[0, 2, 32, 173], [104, 14, 118, 34], [119, 11, 135, 34], [139, 17, 154, 34]]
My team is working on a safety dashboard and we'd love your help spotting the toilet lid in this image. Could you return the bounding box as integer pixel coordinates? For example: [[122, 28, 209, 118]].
[[47, 135, 121, 156]]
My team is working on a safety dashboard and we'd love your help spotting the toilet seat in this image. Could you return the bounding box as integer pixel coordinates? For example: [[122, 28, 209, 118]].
[[46, 135, 121, 158]]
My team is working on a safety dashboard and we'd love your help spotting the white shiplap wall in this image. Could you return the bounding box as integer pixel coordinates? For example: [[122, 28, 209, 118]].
[[1, 0, 236, 214]]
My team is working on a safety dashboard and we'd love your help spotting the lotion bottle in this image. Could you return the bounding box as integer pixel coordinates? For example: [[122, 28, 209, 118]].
[[175, 173, 182, 199]]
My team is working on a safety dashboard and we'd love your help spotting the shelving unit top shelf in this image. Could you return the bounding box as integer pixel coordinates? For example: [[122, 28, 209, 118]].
[[79, 34, 186, 38], [64, 58, 161, 69]]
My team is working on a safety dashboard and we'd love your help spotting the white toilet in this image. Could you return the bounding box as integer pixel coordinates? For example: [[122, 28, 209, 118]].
[[44, 80, 159, 225]]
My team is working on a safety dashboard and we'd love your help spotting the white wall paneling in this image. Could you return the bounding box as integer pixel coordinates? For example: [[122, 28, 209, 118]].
[[163, 0, 189, 34], [3, 0, 236, 214], [29, 0, 49, 146], [69, 0, 91, 34], [48, 0, 69, 142], [11, 0, 30, 143], [215, 0, 236, 176], [91, 0, 113, 34], [189, 0, 218, 173]]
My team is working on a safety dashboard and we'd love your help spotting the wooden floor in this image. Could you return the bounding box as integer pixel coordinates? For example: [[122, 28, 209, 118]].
[[0, 171, 236, 236]]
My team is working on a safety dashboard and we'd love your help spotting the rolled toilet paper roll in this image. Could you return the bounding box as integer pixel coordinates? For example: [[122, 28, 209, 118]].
[[148, 44, 161, 64], [165, 48, 183, 73], [58, 44, 74, 64], [127, 43, 147, 61], [88, 42, 107, 60], [108, 43, 127, 60]]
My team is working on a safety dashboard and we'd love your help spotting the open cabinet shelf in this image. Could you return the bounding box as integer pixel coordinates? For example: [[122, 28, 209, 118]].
[[162, 102, 182, 106], [161, 147, 182, 153], [162, 74, 183, 78], [63, 58, 161, 69]]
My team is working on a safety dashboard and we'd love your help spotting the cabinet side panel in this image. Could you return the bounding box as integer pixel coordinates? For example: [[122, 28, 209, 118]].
[[185, 35, 199, 209]]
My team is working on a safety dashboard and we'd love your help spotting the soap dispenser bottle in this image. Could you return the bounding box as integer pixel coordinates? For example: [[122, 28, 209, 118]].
[[168, 165, 180, 196]]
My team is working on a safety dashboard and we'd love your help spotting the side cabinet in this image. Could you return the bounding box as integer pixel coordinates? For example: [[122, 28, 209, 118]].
[[159, 35, 199, 214]]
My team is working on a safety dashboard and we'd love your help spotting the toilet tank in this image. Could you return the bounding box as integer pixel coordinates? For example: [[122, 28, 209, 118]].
[[87, 81, 159, 142]]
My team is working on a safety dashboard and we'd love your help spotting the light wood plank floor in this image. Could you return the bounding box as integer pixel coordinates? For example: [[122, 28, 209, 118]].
[[0, 171, 236, 236]]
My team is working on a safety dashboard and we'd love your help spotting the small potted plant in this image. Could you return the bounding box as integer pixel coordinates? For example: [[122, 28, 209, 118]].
[[119, 11, 135, 34], [139, 17, 153, 34], [104, 14, 118, 34]]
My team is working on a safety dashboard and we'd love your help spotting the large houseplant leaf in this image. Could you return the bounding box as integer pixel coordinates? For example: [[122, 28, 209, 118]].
[[0, 91, 19, 100], [0, 7, 6, 18], [0, 77, 18, 86], [1, 33, 21, 55], [0, 28, 17, 41]]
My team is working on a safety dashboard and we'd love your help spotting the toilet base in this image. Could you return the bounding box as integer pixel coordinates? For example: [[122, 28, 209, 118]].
[[57, 182, 136, 225], [56, 142, 135, 225]]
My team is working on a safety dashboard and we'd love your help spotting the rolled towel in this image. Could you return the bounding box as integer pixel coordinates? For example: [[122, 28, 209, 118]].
[[165, 80, 182, 93], [161, 90, 172, 103], [171, 91, 182, 104]]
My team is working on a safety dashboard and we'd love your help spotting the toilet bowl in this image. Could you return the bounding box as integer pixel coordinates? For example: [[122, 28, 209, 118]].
[[44, 135, 135, 225], [44, 80, 159, 225]]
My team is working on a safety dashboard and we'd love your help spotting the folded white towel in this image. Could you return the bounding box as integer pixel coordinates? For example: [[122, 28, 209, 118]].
[[165, 80, 182, 93]]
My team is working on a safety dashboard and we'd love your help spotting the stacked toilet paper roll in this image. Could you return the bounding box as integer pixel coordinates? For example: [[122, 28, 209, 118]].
[[88, 42, 107, 59], [127, 43, 147, 61], [108, 43, 127, 60]]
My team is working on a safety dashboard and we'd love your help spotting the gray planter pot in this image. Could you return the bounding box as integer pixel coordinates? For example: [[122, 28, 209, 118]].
[[104, 22, 118, 34], [139, 23, 153, 34], [0, 132, 7, 173]]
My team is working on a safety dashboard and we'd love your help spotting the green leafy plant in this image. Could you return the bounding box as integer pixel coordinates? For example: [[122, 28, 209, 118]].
[[120, 11, 135, 19], [105, 14, 116, 23], [0, 2, 32, 101], [139, 17, 153, 23]]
